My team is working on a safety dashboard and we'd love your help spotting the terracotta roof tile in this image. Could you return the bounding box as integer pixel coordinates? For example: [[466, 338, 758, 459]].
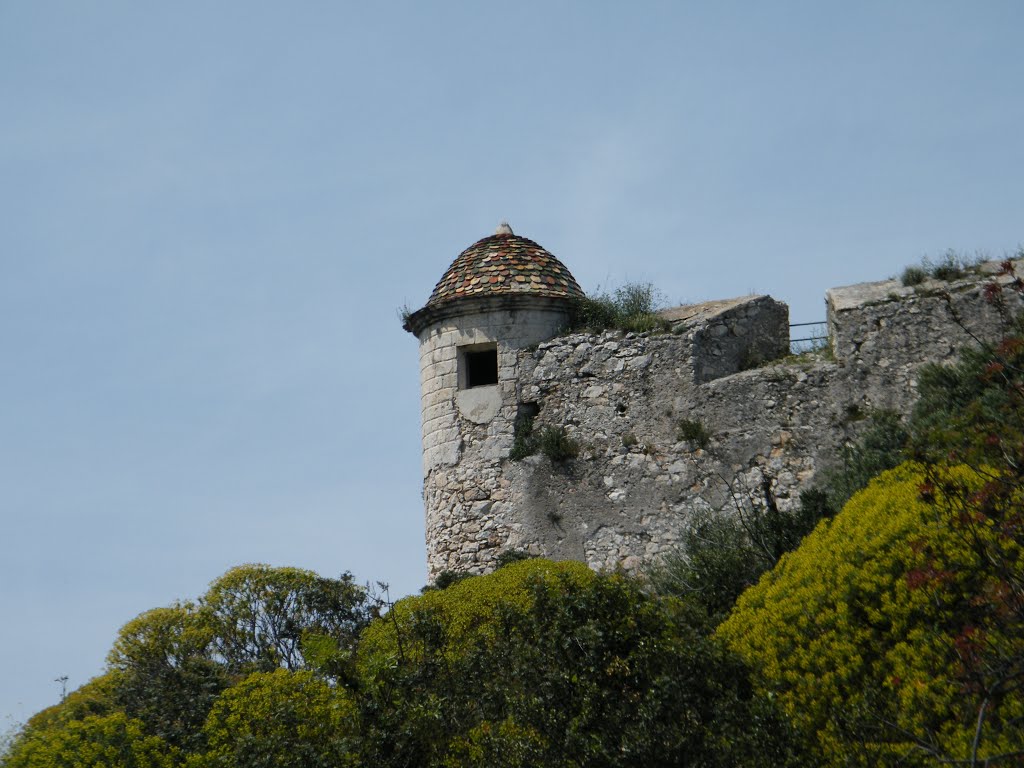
[[425, 232, 584, 308]]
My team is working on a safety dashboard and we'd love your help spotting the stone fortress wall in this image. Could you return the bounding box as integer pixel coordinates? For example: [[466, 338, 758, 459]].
[[422, 260, 1022, 581]]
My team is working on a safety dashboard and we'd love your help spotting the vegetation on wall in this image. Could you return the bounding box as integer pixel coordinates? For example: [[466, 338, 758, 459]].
[[898, 247, 1023, 287], [898, 250, 978, 286], [567, 282, 669, 334], [508, 411, 579, 463], [676, 417, 711, 449]]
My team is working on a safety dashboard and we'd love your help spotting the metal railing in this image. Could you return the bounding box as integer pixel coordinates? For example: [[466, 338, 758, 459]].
[[789, 321, 828, 354]]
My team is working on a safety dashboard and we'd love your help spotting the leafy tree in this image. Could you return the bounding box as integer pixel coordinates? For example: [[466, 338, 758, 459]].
[[17, 675, 119, 734], [353, 559, 593, 765], [907, 316, 1024, 764], [649, 487, 836, 623], [202, 564, 374, 675], [3, 564, 378, 764], [357, 558, 799, 767], [106, 603, 228, 753], [2, 712, 178, 768], [719, 463, 1024, 766], [191, 669, 358, 768]]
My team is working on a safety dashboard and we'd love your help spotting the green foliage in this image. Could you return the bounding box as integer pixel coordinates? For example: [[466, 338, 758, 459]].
[[441, 718, 547, 768], [567, 283, 669, 334], [912, 336, 1024, 469], [649, 488, 836, 624], [900, 250, 986, 287], [900, 265, 927, 286], [196, 670, 358, 768], [357, 558, 799, 767], [536, 425, 578, 461], [397, 303, 413, 326], [676, 418, 711, 449], [98, 564, 374, 756], [360, 559, 593, 665], [494, 548, 532, 568], [927, 249, 975, 281], [509, 413, 578, 462], [355, 560, 596, 765], [429, 569, 470, 590], [107, 604, 228, 753], [906, 318, 1024, 766], [719, 464, 1024, 766], [2, 712, 178, 768], [508, 411, 536, 460], [202, 564, 373, 674], [721, 315, 1024, 766], [648, 513, 766, 623], [5, 559, 808, 767], [2, 564, 379, 764], [20, 676, 119, 734], [823, 409, 909, 508]]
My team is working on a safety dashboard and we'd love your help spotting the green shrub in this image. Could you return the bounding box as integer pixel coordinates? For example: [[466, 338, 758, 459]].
[[508, 415, 577, 462], [929, 250, 968, 281], [823, 409, 909, 508], [900, 250, 984, 288], [536, 426, 578, 461], [719, 463, 1024, 766], [356, 559, 801, 768], [508, 412, 537, 460], [919, 249, 983, 283], [648, 488, 836, 624], [2, 712, 179, 768], [567, 283, 668, 334], [900, 265, 927, 286], [495, 549, 532, 568], [647, 513, 766, 623], [358, 560, 594, 670], [676, 418, 711, 448], [431, 570, 470, 590], [200, 669, 359, 768]]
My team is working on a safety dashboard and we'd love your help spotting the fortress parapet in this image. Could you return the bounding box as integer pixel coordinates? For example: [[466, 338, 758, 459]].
[[405, 228, 1022, 581]]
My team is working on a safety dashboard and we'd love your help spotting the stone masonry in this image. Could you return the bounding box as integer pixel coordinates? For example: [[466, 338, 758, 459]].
[[418, 260, 1023, 581]]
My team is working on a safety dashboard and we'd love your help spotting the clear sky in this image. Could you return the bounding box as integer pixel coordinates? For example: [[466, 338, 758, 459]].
[[2, 1, 1022, 727]]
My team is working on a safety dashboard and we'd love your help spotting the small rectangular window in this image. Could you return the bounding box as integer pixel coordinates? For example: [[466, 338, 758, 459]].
[[460, 345, 498, 388]]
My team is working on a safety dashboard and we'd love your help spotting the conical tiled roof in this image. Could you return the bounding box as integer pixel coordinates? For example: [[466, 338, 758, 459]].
[[424, 226, 584, 308]]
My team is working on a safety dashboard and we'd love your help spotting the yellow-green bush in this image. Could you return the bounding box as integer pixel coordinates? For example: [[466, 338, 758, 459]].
[[2, 712, 178, 768], [719, 463, 1024, 766], [194, 669, 358, 768], [355, 557, 798, 767], [358, 558, 593, 672]]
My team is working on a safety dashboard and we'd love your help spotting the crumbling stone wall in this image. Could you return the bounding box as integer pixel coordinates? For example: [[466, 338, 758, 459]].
[[423, 262, 1023, 581]]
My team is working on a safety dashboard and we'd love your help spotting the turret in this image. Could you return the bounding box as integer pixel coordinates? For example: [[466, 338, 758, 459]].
[[403, 223, 583, 578]]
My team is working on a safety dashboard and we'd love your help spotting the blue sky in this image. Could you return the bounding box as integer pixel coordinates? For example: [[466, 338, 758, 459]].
[[2, 1, 1022, 727]]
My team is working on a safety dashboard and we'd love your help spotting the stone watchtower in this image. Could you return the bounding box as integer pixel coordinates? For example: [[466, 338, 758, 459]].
[[403, 223, 584, 577]]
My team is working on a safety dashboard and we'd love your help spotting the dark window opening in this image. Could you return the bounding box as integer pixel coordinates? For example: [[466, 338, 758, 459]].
[[464, 348, 498, 388]]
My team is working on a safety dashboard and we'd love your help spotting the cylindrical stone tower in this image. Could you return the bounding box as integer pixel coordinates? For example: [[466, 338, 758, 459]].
[[403, 223, 584, 580]]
